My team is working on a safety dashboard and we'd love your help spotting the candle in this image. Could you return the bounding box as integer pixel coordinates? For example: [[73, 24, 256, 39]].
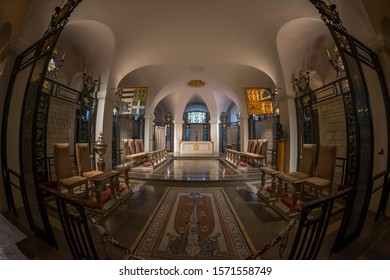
[[326, 49, 331, 58], [61, 51, 66, 61]]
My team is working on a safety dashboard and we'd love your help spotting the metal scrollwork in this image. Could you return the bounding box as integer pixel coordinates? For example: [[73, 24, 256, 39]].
[[309, 0, 348, 33], [36, 91, 51, 183], [44, 0, 84, 36], [343, 92, 357, 186]]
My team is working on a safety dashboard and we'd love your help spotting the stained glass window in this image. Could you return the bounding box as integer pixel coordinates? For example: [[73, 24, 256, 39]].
[[186, 111, 206, 123]]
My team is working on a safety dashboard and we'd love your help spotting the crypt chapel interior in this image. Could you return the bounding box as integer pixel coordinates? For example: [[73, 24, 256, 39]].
[[0, 0, 390, 260]]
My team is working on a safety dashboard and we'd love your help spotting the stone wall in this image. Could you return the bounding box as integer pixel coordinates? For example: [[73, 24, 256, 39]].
[[46, 97, 77, 157], [316, 97, 347, 185], [317, 97, 347, 158], [259, 118, 275, 166]]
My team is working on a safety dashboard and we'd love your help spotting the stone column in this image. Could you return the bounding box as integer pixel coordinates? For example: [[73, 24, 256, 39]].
[[174, 120, 183, 156], [143, 114, 154, 152], [239, 114, 249, 152], [210, 119, 219, 156]]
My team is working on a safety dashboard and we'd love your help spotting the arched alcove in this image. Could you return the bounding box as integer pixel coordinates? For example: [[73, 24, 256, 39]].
[[55, 20, 115, 91], [277, 18, 335, 171], [183, 95, 210, 142]]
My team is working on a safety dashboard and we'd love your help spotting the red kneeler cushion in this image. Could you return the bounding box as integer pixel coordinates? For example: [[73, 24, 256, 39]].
[[281, 195, 303, 212], [103, 186, 125, 196], [266, 186, 289, 197], [85, 186, 117, 209], [239, 161, 247, 167]]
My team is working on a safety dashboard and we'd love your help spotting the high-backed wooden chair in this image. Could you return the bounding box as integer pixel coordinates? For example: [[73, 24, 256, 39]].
[[53, 143, 88, 196], [75, 143, 103, 179], [242, 139, 256, 163], [268, 144, 316, 214], [287, 144, 316, 180], [303, 144, 337, 196], [251, 139, 268, 167]]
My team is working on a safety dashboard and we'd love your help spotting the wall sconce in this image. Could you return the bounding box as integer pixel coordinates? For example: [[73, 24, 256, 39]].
[[294, 70, 311, 96]]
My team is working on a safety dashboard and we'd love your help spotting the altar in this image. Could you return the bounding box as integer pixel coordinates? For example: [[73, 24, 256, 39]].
[[179, 141, 214, 156]]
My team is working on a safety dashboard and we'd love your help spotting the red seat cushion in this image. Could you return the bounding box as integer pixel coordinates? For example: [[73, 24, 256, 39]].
[[281, 195, 303, 212]]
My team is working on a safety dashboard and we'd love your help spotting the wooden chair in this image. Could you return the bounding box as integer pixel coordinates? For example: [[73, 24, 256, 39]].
[[53, 143, 88, 196], [75, 143, 103, 179], [303, 144, 337, 196], [266, 144, 316, 214], [252, 139, 268, 167], [287, 144, 316, 180], [242, 139, 257, 164], [124, 139, 148, 167]]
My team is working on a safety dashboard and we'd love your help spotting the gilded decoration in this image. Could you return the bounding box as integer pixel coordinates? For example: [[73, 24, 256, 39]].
[[187, 80, 206, 87], [245, 88, 274, 115], [310, 0, 348, 33], [45, 0, 83, 36]]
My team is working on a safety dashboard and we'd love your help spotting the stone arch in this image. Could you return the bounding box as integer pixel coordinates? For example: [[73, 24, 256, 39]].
[[276, 18, 334, 171], [55, 20, 116, 92]]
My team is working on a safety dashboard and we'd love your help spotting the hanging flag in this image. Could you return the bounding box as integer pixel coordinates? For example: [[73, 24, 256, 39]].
[[245, 88, 274, 115]]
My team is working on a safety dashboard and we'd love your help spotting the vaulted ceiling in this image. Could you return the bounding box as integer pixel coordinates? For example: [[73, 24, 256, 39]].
[[5, 0, 379, 121]]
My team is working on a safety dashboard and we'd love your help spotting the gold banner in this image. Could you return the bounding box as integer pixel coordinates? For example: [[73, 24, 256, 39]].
[[245, 88, 274, 115]]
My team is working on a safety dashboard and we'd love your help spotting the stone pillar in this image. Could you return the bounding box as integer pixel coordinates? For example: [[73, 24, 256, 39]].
[[174, 120, 183, 156], [210, 119, 219, 156], [283, 95, 298, 172], [143, 114, 154, 152], [239, 114, 249, 152]]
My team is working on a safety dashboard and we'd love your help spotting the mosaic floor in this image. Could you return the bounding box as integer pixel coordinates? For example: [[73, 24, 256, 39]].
[[2, 158, 390, 260]]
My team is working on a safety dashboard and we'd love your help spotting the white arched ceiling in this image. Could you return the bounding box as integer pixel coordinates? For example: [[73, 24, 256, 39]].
[[9, 0, 382, 166], [67, 0, 324, 95], [55, 20, 115, 91], [184, 95, 209, 113], [118, 63, 275, 123], [277, 18, 334, 96], [15, 1, 379, 100]]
